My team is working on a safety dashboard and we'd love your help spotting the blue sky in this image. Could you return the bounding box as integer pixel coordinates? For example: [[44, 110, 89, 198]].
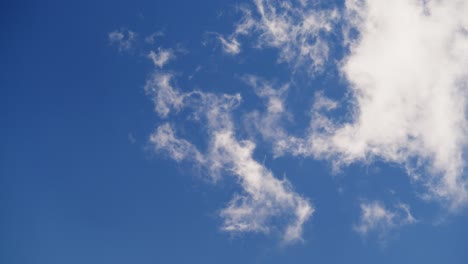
[[2, 0, 468, 263]]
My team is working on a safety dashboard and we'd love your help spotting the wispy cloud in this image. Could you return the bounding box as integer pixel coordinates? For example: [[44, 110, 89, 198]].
[[217, 35, 241, 55], [148, 48, 174, 68], [150, 123, 204, 163], [145, 31, 164, 44], [219, 0, 339, 71], [242, 75, 294, 157], [354, 201, 416, 240], [145, 72, 313, 243], [108, 29, 136, 52]]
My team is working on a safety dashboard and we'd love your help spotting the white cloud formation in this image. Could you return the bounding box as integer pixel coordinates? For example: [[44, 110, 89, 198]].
[[148, 48, 174, 68], [308, 0, 468, 209], [144, 73, 184, 118], [150, 123, 204, 163], [354, 201, 416, 238], [215, 130, 313, 242], [220, 0, 339, 71], [145, 71, 313, 243], [115, 0, 468, 245], [241, 79, 338, 160], [217, 35, 241, 55], [239, 0, 468, 209], [242, 75, 301, 157], [108, 29, 136, 52]]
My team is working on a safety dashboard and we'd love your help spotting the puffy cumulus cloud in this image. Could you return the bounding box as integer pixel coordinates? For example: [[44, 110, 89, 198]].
[[108, 29, 136, 52], [309, 0, 468, 209], [145, 71, 313, 243], [148, 48, 174, 68], [354, 201, 416, 239], [220, 0, 339, 71]]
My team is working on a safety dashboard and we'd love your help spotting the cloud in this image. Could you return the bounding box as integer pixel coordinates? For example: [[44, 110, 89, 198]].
[[242, 75, 295, 157], [145, 71, 313, 243], [148, 48, 174, 68], [308, 0, 468, 208], [354, 201, 416, 239], [217, 35, 241, 55], [108, 29, 136, 52], [150, 123, 204, 163], [221, 0, 339, 71], [238, 0, 468, 209], [145, 31, 164, 44], [113, 0, 468, 245], [144, 73, 184, 117], [215, 130, 313, 243]]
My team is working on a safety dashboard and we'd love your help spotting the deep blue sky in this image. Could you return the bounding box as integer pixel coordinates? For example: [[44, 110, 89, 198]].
[[1, 0, 468, 263]]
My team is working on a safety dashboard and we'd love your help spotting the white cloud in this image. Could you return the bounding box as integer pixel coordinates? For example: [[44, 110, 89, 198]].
[[150, 123, 204, 163], [217, 36, 241, 55], [148, 48, 174, 68], [108, 29, 136, 52], [144, 72, 184, 117], [145, 31, 164, 44], [239, 0, 468, 209], [146, 71, 313, 243], [308, 0, 468, 208], [215, 130, 313, 243], [354, 201, 416, 238], [242, 75, 295, 157], [221, 0, 339, 71]]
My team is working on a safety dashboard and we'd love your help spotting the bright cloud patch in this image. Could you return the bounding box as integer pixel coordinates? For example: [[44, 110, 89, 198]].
[[354, 201, 416, 239], [222, 0, 339, 71], [148, 48, 174, 68], [310, 0, 468, 208]]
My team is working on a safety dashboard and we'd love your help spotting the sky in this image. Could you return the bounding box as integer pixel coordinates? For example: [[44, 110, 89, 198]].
[[2, 0, 468, 263]]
